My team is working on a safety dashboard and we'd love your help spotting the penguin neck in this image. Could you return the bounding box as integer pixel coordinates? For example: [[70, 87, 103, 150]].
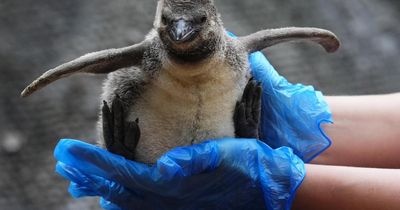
[[166, 43, 217, 64]]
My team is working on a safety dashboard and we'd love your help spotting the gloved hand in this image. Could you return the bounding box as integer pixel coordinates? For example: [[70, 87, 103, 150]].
[[228, 31, 332, 162], [55, 139, 305, 210], [250, 51, 332, 162]]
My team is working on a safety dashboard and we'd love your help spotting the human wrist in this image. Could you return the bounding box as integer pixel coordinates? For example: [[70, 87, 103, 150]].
[[292, 164, 347, 210], [315, 96, 400, 167], [293, 164, 400, 210]]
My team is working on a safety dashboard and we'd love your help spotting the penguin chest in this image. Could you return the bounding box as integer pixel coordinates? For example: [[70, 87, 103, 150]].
[[129, 63, 245, 163]]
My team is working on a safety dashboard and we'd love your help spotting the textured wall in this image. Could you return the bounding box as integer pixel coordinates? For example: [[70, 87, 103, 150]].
[[0, 0, 399, 209]]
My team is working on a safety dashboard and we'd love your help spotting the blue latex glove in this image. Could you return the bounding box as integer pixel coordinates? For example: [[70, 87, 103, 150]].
[[55, 139, 305, 210], [227, 31, 332, 162], [251, 51, 332, 162]]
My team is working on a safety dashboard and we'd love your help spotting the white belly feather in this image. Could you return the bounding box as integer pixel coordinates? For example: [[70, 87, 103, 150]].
[[129, 57, 247, 163]]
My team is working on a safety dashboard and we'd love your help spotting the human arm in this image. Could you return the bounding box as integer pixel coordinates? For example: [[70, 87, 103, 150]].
[[313, 94, 400, 168], [249, 46, 400, 167], [293, 164, 400, 210]]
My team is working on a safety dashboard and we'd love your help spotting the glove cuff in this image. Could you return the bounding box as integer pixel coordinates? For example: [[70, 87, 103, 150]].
[[258, 145, 306, 210]]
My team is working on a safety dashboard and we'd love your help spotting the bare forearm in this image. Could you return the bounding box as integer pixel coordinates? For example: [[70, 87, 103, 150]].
[[313, 93, 400, 168], [293, 164, 400, 210]]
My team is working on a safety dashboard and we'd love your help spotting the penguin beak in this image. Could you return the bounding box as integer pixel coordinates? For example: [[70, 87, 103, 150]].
[[169, 19, 197, 43]]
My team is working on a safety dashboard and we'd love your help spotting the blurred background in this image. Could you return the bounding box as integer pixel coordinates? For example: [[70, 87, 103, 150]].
[[0, 0, 399, 209]]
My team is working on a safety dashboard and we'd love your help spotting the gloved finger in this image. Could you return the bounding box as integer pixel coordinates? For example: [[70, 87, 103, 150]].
[[249, 52, 280, 84], [100, 198, 123, 210], [71, 181, 143, 209], [56, 162, 105, 198], [56, 161, 91, 188], [55, 139, 219, 191], [155, 140, 220, 180], [69, 182, 98, 198], [57, 161, 143, 205], [56, 161, 113, 198], [54, 139, 153, 191]]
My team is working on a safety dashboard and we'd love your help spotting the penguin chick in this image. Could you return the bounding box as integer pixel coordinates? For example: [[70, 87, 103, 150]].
[[21, 0, 340, 164]]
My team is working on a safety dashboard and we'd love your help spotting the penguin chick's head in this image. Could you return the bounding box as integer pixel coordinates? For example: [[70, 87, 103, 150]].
[[157, 0, 223, 63]]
